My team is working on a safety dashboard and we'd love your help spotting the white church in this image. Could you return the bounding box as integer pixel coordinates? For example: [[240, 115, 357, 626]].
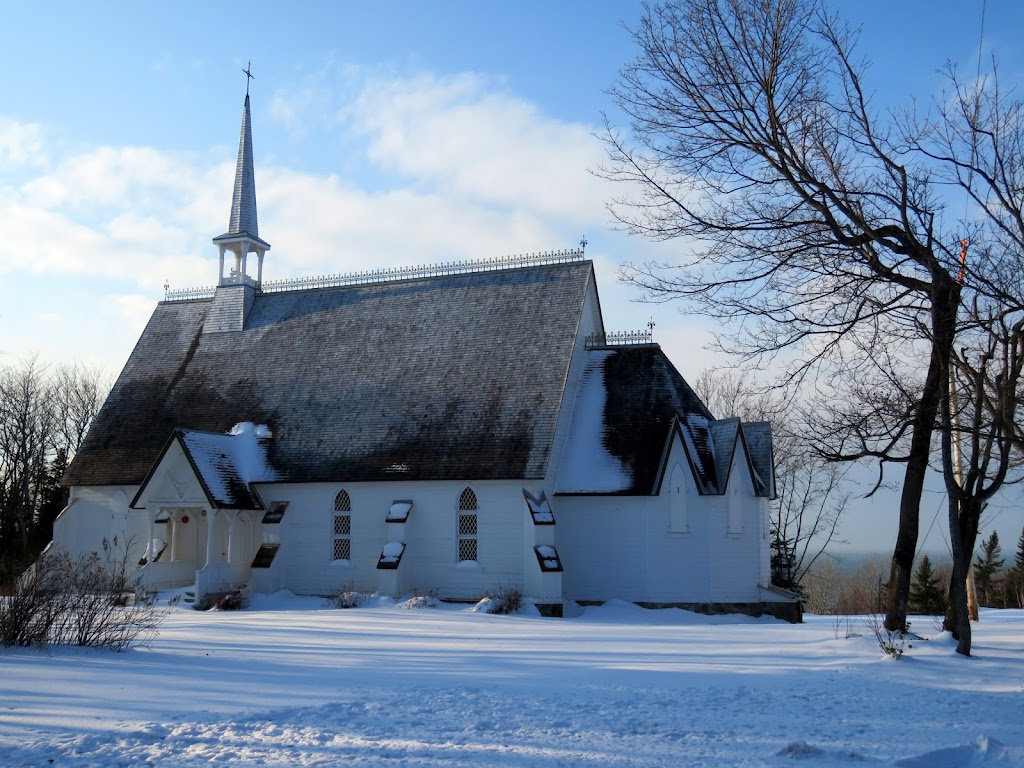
[[54, 86, 799, 621]]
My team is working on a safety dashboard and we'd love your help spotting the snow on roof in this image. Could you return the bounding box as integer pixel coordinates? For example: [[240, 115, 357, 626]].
[[555, 351, 633, 493], [178, 422, 278, 509], [550, 347, 773, 498], [555, 347, 721, 496]]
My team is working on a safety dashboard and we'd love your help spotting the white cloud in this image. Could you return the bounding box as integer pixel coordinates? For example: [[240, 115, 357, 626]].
[[349, 72, 608, 225], [101, 292, 159, 326], [258, 168, 561, 281], [0, 118, 46, 167], [20, 145, 199, 210], [0, 68, 711, 375]]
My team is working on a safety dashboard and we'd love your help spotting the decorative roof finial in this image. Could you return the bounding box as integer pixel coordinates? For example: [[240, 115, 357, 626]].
[[243, 60, 254, 96], [580, 236, 588, 254]]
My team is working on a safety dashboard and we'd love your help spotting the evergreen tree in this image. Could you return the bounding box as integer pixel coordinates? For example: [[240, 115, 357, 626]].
[[909, 555, 945, 615], [32, 449, 70, 553], [1004, 527, 1024, 609], [770, 531, 802, 595], [973, 531, 1005, 607]]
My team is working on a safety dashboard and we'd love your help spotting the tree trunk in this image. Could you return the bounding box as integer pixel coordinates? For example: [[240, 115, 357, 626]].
[[890, 274, 959, 634], [944, 496, 982, 635], [967, 565, 979, 621], [947, 495, 973, 654], [885, 348, 945, 631]]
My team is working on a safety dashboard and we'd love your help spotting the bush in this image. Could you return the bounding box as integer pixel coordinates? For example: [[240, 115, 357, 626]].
[[327, 584, 369, 609], [214, 591, 249, 611], [865, 614, 912, 659], [0, 561, 56, 648], [401, 587, 439, 609], [486, 584, 523, 615], [0, 540, 163, 651]]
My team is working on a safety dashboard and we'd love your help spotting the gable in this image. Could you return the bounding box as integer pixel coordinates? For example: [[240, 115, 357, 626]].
[[66, 261, 594, 487], [130, 427, 271, 510], [131, 438, 209, 509]]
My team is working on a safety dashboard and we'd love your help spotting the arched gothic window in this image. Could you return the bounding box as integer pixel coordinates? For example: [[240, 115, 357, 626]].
[[457, 487, 478, 562], [333, 490, 352, 512], [332, 490, 352, 561]]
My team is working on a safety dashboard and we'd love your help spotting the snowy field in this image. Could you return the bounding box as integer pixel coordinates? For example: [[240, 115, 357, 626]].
[[2, 594, 1023, 767]]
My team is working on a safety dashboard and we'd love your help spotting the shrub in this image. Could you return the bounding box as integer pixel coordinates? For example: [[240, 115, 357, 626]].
[[215, 591, 249, 611], [832, 614, 856, 640], [486, 584, 523, 615], [0, 561, 57, 648], [864, 614, 912, 659], [402, 587, 439, 609], [0, 540, 163, 651], [328, 584, 369, 609]]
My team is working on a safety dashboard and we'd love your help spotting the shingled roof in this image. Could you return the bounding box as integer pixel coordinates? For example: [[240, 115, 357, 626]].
[[556, 346, 715, 495], [554, 346, 774, 497], [65, 261, 595, 487]]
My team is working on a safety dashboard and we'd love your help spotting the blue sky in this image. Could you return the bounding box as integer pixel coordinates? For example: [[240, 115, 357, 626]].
[[2, 1, 1023, 554]]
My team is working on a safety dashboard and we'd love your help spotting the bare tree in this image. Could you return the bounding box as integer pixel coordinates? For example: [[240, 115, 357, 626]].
[[0, 358, 109, 582], [695, 369, 848, 593], [934, 308, 1024, 649], [601, 0, 971, 636], [51, 363, 108, 457], [901, 68, 1024, 651], [0, 357, 56, 567]]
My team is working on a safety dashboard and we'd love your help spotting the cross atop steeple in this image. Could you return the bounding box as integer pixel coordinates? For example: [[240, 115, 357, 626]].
[[243, 60, 254, 96]]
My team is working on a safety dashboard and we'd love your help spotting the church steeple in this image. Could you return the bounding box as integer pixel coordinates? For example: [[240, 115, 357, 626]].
[[228, 92, 259, 239], [213, 65, 270, 290]]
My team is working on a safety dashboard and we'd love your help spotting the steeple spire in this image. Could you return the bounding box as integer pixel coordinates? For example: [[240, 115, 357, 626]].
[[228, 91, 259, 238], [213, 67, 270, 290]]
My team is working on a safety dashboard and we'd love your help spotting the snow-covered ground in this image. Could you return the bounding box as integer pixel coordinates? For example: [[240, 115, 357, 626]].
[[2, 594, 1022, 767]]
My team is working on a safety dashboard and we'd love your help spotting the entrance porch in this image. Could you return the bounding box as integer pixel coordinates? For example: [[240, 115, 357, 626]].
[[141, 507, 260, 604]]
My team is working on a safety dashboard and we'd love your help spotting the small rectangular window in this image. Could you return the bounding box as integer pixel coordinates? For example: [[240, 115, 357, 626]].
[[262, 501, 289, 524]]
